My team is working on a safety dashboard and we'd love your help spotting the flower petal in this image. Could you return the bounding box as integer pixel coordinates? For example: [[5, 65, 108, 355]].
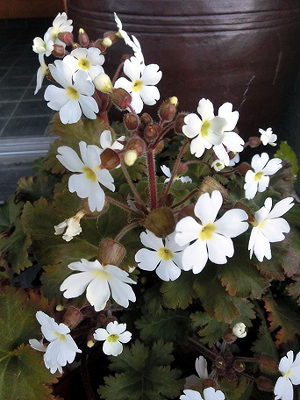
[[194, 190, 222, 225], [215, 209, 248, 238], [207, 233, 234, 264]]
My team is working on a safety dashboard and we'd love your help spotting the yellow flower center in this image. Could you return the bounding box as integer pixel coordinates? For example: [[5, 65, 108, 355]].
[[199, 223, 216, 240], [200, 120, 211, 137], [254, 171, 264, 181], [78, 58, 91, 70], [66, 86, 80, 100], [132, 80, 143, 93], [54, 331, 66, 341], [82, 166, 97, 182], [107, 334, 120, 343], [158, 247, 174, 261], [93, 269, 112, 280]]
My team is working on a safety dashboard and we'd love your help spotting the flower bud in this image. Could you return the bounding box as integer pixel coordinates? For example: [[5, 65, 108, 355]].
[[259, 354, 278, 375], [199, 177, 228, 201], [248, 136, 261, 148], [124, 113, 140, 131], [175, 113, 188, 135], [63, 306, 83, 329], [102, 37, 113, 48], [98, 238, 126, 266], [111, 88, 132, 110], [233, 360, 246, 373], [100, 148, 120, 170], [124, 149, 138, 166], [140, 113, 153, 126], [104, 31, 118, 43], [223, 328, 237, 344], [127, 137, 146, 156], [237, 162, 252, 174], [232, 322, 247, 338], [158, 97, 178, 122], [94, 73, 113, 93], [56, 304, 64, 312], [144, 123, 159, 143], [58, 32, 74, 46], [87, 339, 95, 348], [256, 376, 274, 392], [78, 28, 89, 47], [144, 207, 176, 237], [52, 44, 65, 57]]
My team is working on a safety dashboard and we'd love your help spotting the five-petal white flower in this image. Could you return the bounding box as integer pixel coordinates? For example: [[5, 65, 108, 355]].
[[180, 388, 225, 400], [46, 12, 73, 44], [29, 311, 81, 374], [259, 127, 277, 147], [114, 56, 162, 114], [56, 141, 115, 212], [135, 230, 186, 281], [94, 321, 132, 356], [32, 32, 54, 56], [175, 190, 248, 274], [45, 60, 98, 124], [161, 165, 192, 184], [60, 258, 136, 311], [244, 153, 282, 200], [274, 350, 300, 400], [248, 197, 294, 262], [63, 47, 105, 80]]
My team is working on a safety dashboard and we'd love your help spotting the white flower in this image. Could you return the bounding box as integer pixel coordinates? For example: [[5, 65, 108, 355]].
[[34, 54, 48, 95], [232, 322, 247, 338], [175, 190, 248, 274], [182, 98, 226, 158], [212, 102, 244, 165], [32, 32, 54, 56], [274, 350, 300, 400], [46, 12, 73, 44], [195, 356, 208, 378], [29, 311, 81, 374], [244, 153, 282, 200], [94, 321, 131, 356], [63, 47, 105, 80], [45, 60, 98, 124], [54, 210, 85, 242], [114, 56, 162, 114], [228, 152, 240, 166], [60, 258, 136, 312], [99, 130, 125, 152], [56, 141, 115, 212], [211, 159, 225, 172], [259, 127, 277, 147], [248, 197, 294, 262], [94, 73, 113, 93], [161, 165, 192, 184], [135, 230, 186, 281], [180, 388, 225, 400]]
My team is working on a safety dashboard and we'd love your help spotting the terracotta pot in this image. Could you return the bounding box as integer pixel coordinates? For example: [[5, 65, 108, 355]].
[[68, 0, 300, 138]]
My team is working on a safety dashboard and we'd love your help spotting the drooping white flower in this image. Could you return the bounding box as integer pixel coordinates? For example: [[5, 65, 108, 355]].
[[94, 321, 131, 356], [34, 54, 48, 95], [180, 388, 225, 400], [259, 127, 277, 147], [99, 130, 125, 152], [211, 159, 225, 172], [135, 230, 186, 281], [195, 356, 208, 378], [228, 152, 240, 166], [63, 47, 105, 80], [32, 32, 54, 56], [175, 190, 248, 274], [114, 56, 162, 114], [29, 311, 81, 374], [56, 141, 115, 212], [232, 322, 247, 338], [161, 165, 192, 184], [182, 98, 226, 158], [244, 153, 282, 200], [45, 60, 98, 124], [54, 210, 85, 242], [60, 259, 136, 312], [274, 350, 300, 400], [46, 12, 73, 44], [248, 197, 294, 262]]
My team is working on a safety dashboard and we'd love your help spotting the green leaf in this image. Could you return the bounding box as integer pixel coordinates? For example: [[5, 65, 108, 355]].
[[274, 141, 299, 176], [15, 173, 56, 203], [251, 308, 278, 359], [190, 312, 227, 346], [287, 275, 300, 305], [161, 271, 195, 309], [99, 340, 183, 400], [220, 377, 253, 400]]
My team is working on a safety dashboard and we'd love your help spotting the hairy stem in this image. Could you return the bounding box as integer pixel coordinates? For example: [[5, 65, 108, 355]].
[[153, 121, 175, 147], [121, 162, 144, 205], [106, 196, 136, 214], [112, 61, 125, 85], [188, 337, 217, 361], [147, 149, 157, 209], [114, 221, 140, 242], [171, 188, 199, 209]]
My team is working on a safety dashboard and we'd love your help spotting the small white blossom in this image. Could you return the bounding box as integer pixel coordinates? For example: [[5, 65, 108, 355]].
[[135, 230, 186, 281], [29, 311, 81, 374], [180, 388, 225, 400], [211, 159, 225, 172], [114, 56, 162, 114], [232, 322, 247, 338], [175, 190, 248, 274], [54, 210, 85, 241], [274, 350, 300, 400], [63, 47, 105, 80], [259, 127, 277, 147], [248, 197, 294, 262], [161, 165, 192, 184], [99, 130, 125, 152], [34, 54, 48, 95], [32, 32, 54, 56], [244, 153, 282, 200], [60, 259, 136, 312], [182, 98, 226, 158], [46, 12, 73, 44], [56, 141, 115, 212], [94, 321, 131, 356], [185, 356, 208, 388], [45, 60, 98, 124], [229, 152, 240, 166]]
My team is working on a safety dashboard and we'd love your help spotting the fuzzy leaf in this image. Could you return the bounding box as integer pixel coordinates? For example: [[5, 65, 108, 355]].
[[274, 141, 299, 176], [15, 173, 56, 203], [287, 275, 300, 305], [280, 232, 300, 278], [251, 310, 278, 359], [190, 312, 227, 346], [161, 271, 195, 309]]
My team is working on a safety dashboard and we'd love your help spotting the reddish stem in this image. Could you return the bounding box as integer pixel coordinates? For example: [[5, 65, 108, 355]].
[[112, 60, 125, 85], [147, 148, 157, 209]]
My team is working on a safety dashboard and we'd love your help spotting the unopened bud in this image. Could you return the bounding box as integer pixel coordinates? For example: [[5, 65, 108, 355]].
[[100, 148, 120, 170], [124, 113, 140, 131], [199, 177, 228, 201], [56, 304, 64, 312], [127, 137, 145, 156], [223, 328, 237, 343], [124, 149, 138, 166], [87, 339, 95, 348], [158, 97, 178, 122], [232, 322, 247, 338], [102, 37, 113, 48], [98, 238, 126, 266], [259, 354, 278, 375], [58, 32, 74, 46], [111, 88, 132, 110], [248, 136, 261, 148], [256, 376, 274, 392], [233, 360, 246, 372], [52, 44, 65, 57], [144, 123, 159, 143], [175, 113, 188, 135], [104, 31, 118, 43], [140, 113, 153, 126], [94, 73, 113, 93], [78, 28, 89, 47], [237, 162, 252, 174], [144, 207, 175, 237], [63, 306, 83, 329]]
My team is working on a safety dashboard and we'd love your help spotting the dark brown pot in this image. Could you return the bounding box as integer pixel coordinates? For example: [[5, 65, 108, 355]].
[[68, 0, 300, 138]]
